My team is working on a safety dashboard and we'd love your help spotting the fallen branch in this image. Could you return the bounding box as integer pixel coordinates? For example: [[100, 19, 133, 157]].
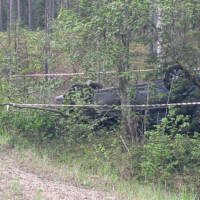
[[0, 103, 69, 117], [120, 135, 130, 155]]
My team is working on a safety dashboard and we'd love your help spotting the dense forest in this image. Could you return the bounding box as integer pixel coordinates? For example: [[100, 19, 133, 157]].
[[0, 0, 73, 31], [1, 0, 200, 198]]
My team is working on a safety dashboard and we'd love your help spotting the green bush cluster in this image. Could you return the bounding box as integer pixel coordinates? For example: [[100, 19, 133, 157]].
[[140, 131, 200, 182], [1, 106, 98, 144], [136, 108, 200, 189]]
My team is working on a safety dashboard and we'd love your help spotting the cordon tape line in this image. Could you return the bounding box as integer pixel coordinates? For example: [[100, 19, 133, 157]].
[[14, 69, 157, 77], [11, 68, 200, 77], [17, 71, 115, 77], [18, 72, 85, 77], [8, 102, 200, 108]]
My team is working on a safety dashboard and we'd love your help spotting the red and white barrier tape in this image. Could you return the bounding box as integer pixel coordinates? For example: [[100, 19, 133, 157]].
[[11, 68, 200, 77], [8, 102, 200, 108], [14, 69, 156, 77], [18, 72, 85, 77], [17, 71, 115, 77]]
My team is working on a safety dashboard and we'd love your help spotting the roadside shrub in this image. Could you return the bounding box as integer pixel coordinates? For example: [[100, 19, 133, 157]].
[[1, 109, 59, 141], [139, 109, 200, 189], [0, 106, 99, 145]]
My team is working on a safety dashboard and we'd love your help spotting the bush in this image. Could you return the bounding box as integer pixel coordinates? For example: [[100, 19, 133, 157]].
[[139, 109, 200, 189], [0, 106, 99, 145]]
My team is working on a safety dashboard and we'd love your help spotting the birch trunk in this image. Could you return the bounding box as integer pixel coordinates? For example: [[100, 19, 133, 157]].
[[156, 2, 163, 67], [17, 0, 21, 28], [28, 0, 33, 30], [44, 0, 54, 80], [9, 0, 14, 32], [0, 0, 2, 31]]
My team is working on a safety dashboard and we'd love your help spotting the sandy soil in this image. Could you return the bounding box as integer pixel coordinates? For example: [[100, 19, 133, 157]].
[[0, 154, 121, 200]]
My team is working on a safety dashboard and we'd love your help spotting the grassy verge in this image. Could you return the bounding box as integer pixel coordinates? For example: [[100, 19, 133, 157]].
[[0, 130, 198, 200]]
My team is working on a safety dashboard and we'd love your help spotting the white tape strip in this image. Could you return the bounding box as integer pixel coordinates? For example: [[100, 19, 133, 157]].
[[9, 102, 200, 108], [17, 71, 115, 77], [11, 68, 200, 77], [14, 69, 157, 77], [19, 72, 85, 77]]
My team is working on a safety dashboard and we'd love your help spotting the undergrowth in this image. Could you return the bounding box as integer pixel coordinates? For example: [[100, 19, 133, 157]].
[[0, 107, 200, 199]]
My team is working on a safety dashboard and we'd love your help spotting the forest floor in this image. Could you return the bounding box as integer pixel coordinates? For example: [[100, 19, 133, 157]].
[[0, 149, 121, 200]]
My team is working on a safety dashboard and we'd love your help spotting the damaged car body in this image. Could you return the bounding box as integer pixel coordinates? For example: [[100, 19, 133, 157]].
[[55, 65, 200, 131]]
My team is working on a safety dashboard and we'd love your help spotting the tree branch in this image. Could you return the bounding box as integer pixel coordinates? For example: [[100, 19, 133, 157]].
[[0, 103, 69, 117], [151, 24, 200, 87]]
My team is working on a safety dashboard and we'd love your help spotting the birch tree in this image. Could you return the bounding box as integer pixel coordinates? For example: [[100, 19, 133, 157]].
[[44, 0, 55, 78], [28, 0, 33, 30], [0, 0, 2, 31], [155, 1, 163, 67], [55, 0, 151, 140], [9, 0, 15, 32]]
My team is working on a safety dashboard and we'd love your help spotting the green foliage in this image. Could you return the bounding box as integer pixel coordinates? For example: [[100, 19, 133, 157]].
[[140, 111, 200, 187], [54, 0, 151, 79], [0, 104, 99, 146], [1, 0, 200, 197], [2, 109, 57, 141]]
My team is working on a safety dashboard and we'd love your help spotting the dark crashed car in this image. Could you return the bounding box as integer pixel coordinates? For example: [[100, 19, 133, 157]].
[[55, 65, 200, 129]]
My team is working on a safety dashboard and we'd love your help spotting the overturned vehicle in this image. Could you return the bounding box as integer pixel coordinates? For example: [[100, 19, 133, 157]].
[[55, 65, 200, 131]]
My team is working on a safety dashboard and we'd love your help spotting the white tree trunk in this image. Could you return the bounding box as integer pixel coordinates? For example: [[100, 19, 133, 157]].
[[17, 0, 21, 28], [10, 0, 14, 32], [28, 0, 33, 30], [156, 3, 163, 67], [0, 0, 2, 31]]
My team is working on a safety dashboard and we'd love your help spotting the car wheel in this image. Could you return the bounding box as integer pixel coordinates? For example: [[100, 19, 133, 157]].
[[89, 82, 103, 89], [68, 84, 85, 93], [164, 65, 191, 91], [68, 83, 93, 104]]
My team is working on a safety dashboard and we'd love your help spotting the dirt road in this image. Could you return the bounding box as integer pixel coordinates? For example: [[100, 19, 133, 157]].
[[0, 153, 120, 200]]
